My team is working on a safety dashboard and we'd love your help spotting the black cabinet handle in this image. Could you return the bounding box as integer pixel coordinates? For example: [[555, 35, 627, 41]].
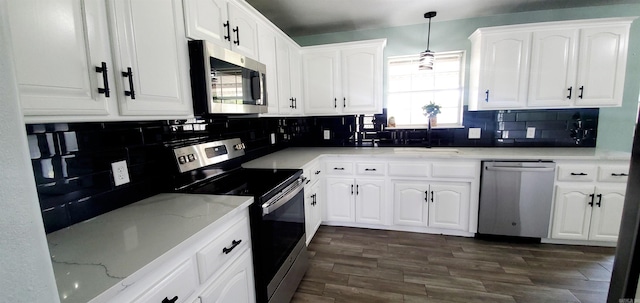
[[351, 184, 354, 195], [356, 184, 359, 195], [305, 179, 311, 184], [233, 26, 239, 45], [596, 194, 602, 207], [424, 191, 428, 203], [334, 167, 345, 170], [122, 67, 135, 99], [162, 296, 178, 303], [567, 86, 572, 99], [222, 239, 242, 254], [485, 90, 489, 102], [223, 21, 231, 41], [343, 97, 346, 108], [289, 98, 294, 108], [578, 86, 584, 99], [571, 172, 587, 176], [95, 62, 110, 98], [588, 194, 595, 207], [612, 173, 629, 177], [334, 98, 337, 108], [364, 168, 377, 171], [430, 191, 434, 203], [294, 98, 297, 109], [315, 170, 321, 175]]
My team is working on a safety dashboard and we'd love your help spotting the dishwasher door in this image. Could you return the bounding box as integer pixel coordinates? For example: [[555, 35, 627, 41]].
[[478, 161, 556, 238]]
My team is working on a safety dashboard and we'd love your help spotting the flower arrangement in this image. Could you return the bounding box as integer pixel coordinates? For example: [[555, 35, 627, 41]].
[[422, 102, 441, 118]]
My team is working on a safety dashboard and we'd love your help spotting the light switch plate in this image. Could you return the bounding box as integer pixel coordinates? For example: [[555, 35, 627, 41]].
[[527, 127, 536, 138], [468, 128, 481, 139], [270, 133, 276, 144], [111, 160, 130, 186], [323, 130, 331, 140]]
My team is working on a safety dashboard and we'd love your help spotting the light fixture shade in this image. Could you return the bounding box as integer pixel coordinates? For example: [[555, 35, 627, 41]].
[[419, 50, 435, 70]]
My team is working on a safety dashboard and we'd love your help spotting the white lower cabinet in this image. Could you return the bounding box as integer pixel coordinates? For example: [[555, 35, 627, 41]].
[[551, 184, 625, 241], [199, 249, 255, 303], [393, 181, 470, 231], [325, 177, 385, 225], [305, 180, 322, 244]]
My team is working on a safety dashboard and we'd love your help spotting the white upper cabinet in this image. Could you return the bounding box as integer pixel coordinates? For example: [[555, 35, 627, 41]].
[[469, 17, 633, 111], [8, 0, 193, 122], [183, 0, 259, 59], [275, 37, 304, 115], [302, 39, 386, 115], [256, 25, 279, 114], [110, 0, 192, 116]]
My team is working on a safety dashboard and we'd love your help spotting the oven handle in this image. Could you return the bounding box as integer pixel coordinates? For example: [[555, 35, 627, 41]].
[[262, 178, 303, 216]]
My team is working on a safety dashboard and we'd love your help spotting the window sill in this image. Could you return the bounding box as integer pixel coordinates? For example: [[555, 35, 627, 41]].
[[386, 124, 465, 130]]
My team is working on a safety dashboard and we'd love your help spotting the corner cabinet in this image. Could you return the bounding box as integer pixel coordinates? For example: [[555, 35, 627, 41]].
[[469, 17, 633, 111], [302, 39, 386, 115], [8, 0, 193, 123], [551, 161, 629, 243]]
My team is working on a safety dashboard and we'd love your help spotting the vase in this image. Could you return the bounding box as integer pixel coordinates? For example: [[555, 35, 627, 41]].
[[429, 116, 437, 127]]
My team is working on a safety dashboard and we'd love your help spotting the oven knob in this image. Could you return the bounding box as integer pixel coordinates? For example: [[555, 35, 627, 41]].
[[234, 143, 245, 150], [187, 154, 196, 162], [178, 156, 187, 164]]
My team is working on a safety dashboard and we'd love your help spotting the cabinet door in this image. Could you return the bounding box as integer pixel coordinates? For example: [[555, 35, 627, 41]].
[[8, 0, 112, 117], [275, 37, 294, 114], [392, 181, 429, 227], [428, 182, 470, 231], [478, 32, 531, 109], [551, 185, 594, 240], [304, 182, 322, 244], [310, 182, 323, 240], [227, 2, 258, 59], [528, 29, 578, 107], [574, 25, 629, 107], [110, 0, 192, 116], [200, 249, 255, 303], [302, 50, 340, 114], [589, 186, 625, 241], [257, 25, 279, 114], [341, 46, 380, 114], [289, 44, 304, 114], [183, 0, 230, 49], [355, 179, 386, 225], [325, 178, 355, 222]]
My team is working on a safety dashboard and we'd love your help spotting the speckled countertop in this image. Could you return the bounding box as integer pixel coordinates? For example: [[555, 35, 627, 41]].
[[242, 147, 631, 169], [47, 193, 253, 303]]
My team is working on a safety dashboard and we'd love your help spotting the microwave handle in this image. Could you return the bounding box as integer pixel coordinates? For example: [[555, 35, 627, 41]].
[[250, 72, 261, 100]]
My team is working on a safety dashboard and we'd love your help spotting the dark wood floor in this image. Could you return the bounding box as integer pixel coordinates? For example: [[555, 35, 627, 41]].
[[292, 226, 615, 303]]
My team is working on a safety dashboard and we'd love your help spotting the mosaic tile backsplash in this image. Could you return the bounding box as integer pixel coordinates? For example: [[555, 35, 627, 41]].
[[28, 107, 597, 233]]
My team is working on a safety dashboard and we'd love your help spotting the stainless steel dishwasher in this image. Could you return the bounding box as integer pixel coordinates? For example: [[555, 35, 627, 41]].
[[478, 161, 556, 238]]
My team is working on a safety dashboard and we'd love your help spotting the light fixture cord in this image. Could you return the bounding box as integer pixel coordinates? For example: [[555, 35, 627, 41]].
[[427, 17, 431, 51]]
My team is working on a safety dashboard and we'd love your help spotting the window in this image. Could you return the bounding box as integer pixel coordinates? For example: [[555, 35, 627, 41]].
[[387, 51, 465, 127]]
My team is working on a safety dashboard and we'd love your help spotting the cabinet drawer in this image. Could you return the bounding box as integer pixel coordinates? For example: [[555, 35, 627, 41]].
[[325, 161, 354, 175], [134, 258, 199, 303], [356, 163, 386, 176], [432, 162, 477, 179], [598, 165, 630, 183], [388, 162, 430, 177], [303, 161, 322, 185], [557, 164, 597, 181], [196, 216, 250, 283]]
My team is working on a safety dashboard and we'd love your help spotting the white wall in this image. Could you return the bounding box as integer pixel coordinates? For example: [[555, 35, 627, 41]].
[[0, 0, 60, 301]]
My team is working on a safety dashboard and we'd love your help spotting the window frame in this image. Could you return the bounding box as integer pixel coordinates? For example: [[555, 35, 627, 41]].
[[386, 50, 466, 128]]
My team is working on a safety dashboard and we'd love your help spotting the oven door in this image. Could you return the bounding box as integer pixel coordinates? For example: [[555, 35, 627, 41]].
[[252, 178, 305, 301]]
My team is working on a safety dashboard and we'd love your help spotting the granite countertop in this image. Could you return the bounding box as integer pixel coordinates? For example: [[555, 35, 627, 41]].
[[242, 147, 631, 169], [47, 193, 253, 303]]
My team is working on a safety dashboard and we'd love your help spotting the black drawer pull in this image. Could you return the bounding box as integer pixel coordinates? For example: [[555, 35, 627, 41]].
[[596, 194, 602, 207], [570, 172, 587, 176], [578, 86, 584, 99], [566, 86, 572, 99], [305, 179, 311, 184], [485, 90, 490, 102], [315, 170, 321, 175], [162, 296, 178, 303], [95, 62, 110, 97], [611, 173, 628, 177], [588, 194, 594, 207], [222, 239, 242, 254], [122, 67, 135, 99], [334, 167, 345, 170], [364, 168, 377, 171]]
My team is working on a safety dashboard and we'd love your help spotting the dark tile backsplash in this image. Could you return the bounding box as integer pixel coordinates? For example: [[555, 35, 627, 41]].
[[28, 107, 598, 233]]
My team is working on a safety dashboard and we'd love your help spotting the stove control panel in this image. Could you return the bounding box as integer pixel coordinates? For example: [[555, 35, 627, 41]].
[[173, 138, 245, 173]]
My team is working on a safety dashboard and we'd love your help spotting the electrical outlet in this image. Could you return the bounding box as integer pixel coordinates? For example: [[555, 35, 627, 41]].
[[468, 128, 481, 139], [111, 160, 130, 186], [270, 133, 276, 145], [323, 130, 331, 140], [527, 127, 536, 138]]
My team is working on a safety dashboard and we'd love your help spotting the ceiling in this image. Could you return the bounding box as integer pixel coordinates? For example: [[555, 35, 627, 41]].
[[245, 0, 637, 37]]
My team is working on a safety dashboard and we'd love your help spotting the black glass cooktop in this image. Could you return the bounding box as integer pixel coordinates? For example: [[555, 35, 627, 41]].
[[185, 168, 302, 199]]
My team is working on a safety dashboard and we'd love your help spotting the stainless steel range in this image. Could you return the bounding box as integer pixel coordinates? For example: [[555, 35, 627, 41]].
[[170, 138, 308, 303]]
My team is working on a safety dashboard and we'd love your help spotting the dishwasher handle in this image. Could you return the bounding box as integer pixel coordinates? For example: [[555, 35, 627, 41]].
[[485, 166, 555, 172]]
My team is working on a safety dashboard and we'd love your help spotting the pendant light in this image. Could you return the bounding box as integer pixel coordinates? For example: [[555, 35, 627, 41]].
[[419, 11, 437, 70]]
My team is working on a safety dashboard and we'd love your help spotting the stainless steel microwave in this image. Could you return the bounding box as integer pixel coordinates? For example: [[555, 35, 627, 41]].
[[188, 40, 267, 115]]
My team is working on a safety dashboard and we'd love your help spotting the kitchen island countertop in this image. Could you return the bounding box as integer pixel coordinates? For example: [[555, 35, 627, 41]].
[[242, 147, 631, 169], [47, 193, 253, 303]]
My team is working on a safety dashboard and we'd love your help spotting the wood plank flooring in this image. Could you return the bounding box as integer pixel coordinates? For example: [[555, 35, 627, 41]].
[[292, 226, 615, 303]]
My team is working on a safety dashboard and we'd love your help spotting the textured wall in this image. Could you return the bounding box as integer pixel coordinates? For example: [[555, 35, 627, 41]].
[[0, 1, 60, 301]]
